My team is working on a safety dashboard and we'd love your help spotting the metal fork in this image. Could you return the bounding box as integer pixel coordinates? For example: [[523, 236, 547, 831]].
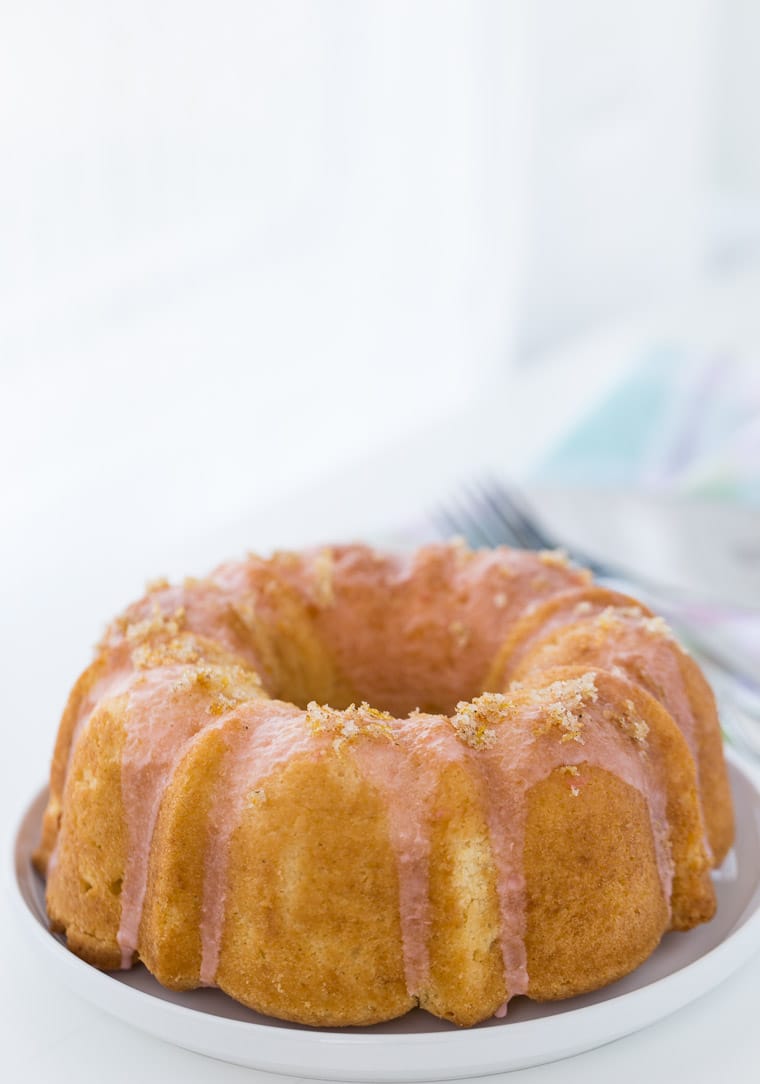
[[434, 476, 613, 576], [434, 476, 760, 758]]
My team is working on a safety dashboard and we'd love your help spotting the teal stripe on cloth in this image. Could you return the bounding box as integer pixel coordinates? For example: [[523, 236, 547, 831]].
[[533, 349, 679, 487]]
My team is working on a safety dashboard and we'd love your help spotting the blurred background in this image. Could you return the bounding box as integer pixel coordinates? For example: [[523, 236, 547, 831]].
[[2, 0, 759, 705], [3, 6, 760, 1072]]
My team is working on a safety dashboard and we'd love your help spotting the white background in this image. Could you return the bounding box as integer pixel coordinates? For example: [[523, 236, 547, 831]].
[[3, 3, 760, 1081]]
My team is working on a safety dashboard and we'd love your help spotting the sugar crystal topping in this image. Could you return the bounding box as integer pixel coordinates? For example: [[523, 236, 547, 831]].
[[124, 602, 186, 645], [449, 536, 477, 566], [525, 672, 599, 743], [618, 699, 650, 744], [124, 605, 200, 669], [451, 693, 504, 749], [592, 606, 675, 642], [641, 615, 676, 640], [131, 637, 200, 670], [538, 548, 570, 569], [145, 576, 170, 594], [171, 662, 265, 714], [594, 606, 638, 631], [448, 535, 469, 552], [306, 701, 394, 751]]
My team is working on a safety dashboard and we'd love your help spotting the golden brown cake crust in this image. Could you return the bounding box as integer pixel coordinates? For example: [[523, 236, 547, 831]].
[[36, 542, 733, 1027]]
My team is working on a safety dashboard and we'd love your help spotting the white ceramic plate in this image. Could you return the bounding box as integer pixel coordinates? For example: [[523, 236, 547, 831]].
[[11, 748, 760, 1082]]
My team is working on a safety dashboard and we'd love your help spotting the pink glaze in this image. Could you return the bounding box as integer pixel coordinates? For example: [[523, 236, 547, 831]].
[[349, 712, 467, 996], [63, 645, 134, 776], [197, 701, 322, 986], [201, 674, 674, 1004], [496, 588, 647, 681], [196, 704, 467, 997], [48, 648, 135, 875], [104, 544, 588, 716], [117, 666, 228, 967], [271, 544, 588, 716], [106, 579, 271, 680], [509, 598, 700, 762], [472, 676, 673, 998], [51, 542, 694, 1011]]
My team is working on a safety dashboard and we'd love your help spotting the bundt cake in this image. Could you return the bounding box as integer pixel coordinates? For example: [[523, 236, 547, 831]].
[[34, 541, 734, 1027]]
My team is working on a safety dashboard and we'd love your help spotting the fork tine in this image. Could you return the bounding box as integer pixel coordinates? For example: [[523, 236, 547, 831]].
[[434, 487, 523, 550], [484, 476, 557, 551], [434, 478, 607, 579], [434, 475, 569, 555], [430, 505, 465, 543], [483, 476, 612, 575], [432, 494, 492, 549], [472, 479, 538, 550], [461, 482, 524, 549], [460, 493, 502, 549]]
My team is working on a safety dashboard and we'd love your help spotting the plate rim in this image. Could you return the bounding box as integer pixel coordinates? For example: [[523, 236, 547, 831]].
[[9, 747, 760, 1080]]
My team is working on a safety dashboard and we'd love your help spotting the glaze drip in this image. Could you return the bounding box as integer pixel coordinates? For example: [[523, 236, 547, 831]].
[[459, 678, 674, 998], [42, 542, 713, 1019], [347, 711, 467, 997], [198, 702, 319, 986]]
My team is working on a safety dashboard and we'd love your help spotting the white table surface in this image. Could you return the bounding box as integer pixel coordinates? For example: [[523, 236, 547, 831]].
[[4, 271, 760, 1083]]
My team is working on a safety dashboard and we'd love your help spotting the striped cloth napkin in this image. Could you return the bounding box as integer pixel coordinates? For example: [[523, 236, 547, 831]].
[[533, 347, 760, 752], [535, 347, 760, 501]]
